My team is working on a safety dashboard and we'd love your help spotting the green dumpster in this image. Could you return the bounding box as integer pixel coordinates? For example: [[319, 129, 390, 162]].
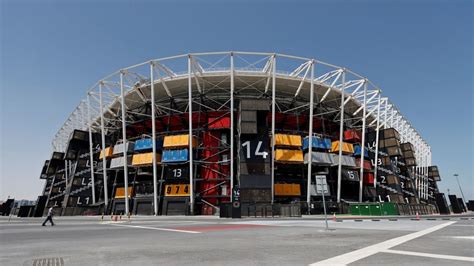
[[369, 204, 382, 216], [350, 204, 361, 215], [381, 202, 398, 215], [359, 204, 371, 216]]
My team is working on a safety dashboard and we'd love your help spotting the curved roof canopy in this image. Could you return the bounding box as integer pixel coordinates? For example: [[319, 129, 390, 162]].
[[51, 52, 431, 166]]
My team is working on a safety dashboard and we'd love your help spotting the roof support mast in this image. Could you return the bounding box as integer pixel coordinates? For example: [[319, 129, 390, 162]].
[[336, 69, 346, 203], [150, 62, 158, 216], [271, 54, 276, 204], [306, 60, 315, 210], [120, 71, 130, 216], [187, 55, 194, 215], [358, 80, 368, 203], [230, 52, 235, 203], [99, 82, 109, 209], [87, 94, 96, 204], [373, 92, 381, 192]]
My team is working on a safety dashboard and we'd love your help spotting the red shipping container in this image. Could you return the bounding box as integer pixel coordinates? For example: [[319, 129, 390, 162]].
[[356, 158, 372, 170], [344, 129, 362, 143], [208, 116, 231, 129], [363, 173, 374, 185]]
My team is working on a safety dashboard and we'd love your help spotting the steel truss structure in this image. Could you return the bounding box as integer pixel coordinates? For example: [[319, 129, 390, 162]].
[[47, 52, 434, 215]]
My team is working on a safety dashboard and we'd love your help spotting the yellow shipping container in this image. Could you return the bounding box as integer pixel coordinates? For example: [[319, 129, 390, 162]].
[[292, 184, 301, 195], [131, 152, 161, 166], [99, 147, 113, 160], [275, 184, 301, 196], [115, 187, 133, 199], [275, 149, 304, 163], [163, 134, 197, 148], [331, 141, 354, 154], [274, 134, 302, 147]]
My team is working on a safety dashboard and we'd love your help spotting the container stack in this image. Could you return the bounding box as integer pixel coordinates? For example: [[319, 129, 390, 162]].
[[239, 99, 272, 204], [160, 134, 196, 215], [199, 113, 231, 215], [366, 128, 404, 203], [346, 129, 376, 199], [273, 134, 304, 200], [303, 135, 336, 199], [109, 140, 134, 214], [129, 137, 162, 215]]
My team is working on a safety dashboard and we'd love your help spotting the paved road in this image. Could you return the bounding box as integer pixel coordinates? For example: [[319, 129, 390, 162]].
[[1, 215, 473, 265]]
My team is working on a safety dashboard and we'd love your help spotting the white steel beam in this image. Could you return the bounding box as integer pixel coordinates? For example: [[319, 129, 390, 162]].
[[359, 80, 367, 202], [336, 69, 346, 203], [87, 94, 96, 204], [306, 60, 315, 210], [230, 52, 235, 203], [187, 55, 194, 214], [99, 82, 109, 208], [271, 55, 277, 204], [150, 62, 158, 216], [373, 92, 381, 190], [120, 71, 130, 216]]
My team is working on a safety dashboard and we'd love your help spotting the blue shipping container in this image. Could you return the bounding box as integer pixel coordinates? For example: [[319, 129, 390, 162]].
[[161, 149, 188, 163], [353, 145, 369, 158], [303, 136, 332, 150], [134, 138, 163, 152]]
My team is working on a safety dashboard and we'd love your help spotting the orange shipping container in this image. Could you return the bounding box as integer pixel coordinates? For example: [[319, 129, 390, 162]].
[[99, 147, 113, 160], [331, 141, 354, 154], [115, 187, 133, 199]]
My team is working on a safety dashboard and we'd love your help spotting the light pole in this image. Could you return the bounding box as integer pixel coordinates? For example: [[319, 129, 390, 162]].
[[454, 174, 466, 206]]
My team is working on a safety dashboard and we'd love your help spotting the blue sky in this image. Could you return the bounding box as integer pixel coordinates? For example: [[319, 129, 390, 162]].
[[1, 0, 472, 201]]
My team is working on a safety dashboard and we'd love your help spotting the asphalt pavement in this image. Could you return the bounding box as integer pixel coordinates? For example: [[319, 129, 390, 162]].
[[1, 214, 473, 265]]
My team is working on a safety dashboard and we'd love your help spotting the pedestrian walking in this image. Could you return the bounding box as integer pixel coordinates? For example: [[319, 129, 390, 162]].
[[42, 206, 55, 226]]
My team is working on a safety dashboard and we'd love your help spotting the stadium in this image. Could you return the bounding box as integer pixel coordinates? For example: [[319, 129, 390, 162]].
[[30, 51, 450, 217]]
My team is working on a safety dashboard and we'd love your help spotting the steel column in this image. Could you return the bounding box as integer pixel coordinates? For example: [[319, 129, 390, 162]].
[[336, 69, 346, 203], [65, 160, 68, 189], [306, 61, 315, 209], [99, 82, 109, 209], [358, 81, 367, 202], [271, 55, 276, 204], [373, 92, 381, 190], [150, 62, 158, 215], [188, 55, 194, 214], [120, 71, 130, 216], [230, 53, 235, 202], [87, 94, 96, 204]]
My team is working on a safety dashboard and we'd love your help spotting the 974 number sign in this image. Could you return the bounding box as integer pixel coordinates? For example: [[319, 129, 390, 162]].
[[164, 184, 190, 197]]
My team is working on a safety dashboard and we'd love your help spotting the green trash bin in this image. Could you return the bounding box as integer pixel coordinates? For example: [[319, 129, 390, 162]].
[[369, 204, 382, 216], [350, 204, 361, 215], [360, 204, 371, 216], [381, 202, 398, 216]]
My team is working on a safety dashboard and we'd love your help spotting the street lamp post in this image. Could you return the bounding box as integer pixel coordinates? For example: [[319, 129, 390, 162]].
[[454, 174, 466, 206]]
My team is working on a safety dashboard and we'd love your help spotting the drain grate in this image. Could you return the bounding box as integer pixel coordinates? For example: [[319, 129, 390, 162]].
[[32, 257, 64, 266]]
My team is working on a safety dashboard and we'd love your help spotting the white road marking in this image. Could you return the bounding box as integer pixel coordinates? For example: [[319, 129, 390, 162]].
[[450, 224, 474, 227], [310, 221, 456, 265], [382, 249, 474, 262], [451, 236, 474, 240], [100, 221, 128, 224], [108, 223, 201, 234]]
